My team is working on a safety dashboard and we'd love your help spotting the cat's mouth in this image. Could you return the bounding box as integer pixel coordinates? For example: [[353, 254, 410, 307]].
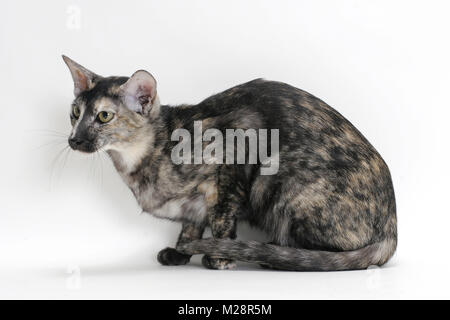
[[68, 138, 98, 153]]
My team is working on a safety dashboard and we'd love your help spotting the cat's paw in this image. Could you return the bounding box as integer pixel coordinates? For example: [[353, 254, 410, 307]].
[[157, 247, 191, 266], [202, 255, 236, 270]]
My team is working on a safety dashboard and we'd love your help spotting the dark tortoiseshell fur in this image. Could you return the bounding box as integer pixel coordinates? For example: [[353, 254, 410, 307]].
[[67, 71, 397, 271]]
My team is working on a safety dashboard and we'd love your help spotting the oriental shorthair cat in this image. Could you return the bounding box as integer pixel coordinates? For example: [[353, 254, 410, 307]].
[[63, 55, 396, 271]]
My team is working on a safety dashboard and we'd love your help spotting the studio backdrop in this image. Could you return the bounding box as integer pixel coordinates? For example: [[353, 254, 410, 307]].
[[0, 0, 449, 299]]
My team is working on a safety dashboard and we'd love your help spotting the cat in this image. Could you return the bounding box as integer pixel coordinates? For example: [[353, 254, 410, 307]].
[[62, 55, 397, 271]]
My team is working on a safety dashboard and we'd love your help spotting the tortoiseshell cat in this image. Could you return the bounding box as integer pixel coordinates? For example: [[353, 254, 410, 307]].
[[63, 56, 397, 271]]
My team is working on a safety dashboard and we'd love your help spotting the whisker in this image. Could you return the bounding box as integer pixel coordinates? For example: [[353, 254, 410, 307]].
[[28, 129, 69, 135], [60, 147, 72, 179], [28, 131, 69, 140], [96, 150, 104, 190], [89, 153, 96, 184], [49, 145, 70, 190], [34, 139, 67, 150]]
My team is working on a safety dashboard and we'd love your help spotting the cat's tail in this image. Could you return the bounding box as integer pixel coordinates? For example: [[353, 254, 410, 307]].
[[178, 237, 396, 271]]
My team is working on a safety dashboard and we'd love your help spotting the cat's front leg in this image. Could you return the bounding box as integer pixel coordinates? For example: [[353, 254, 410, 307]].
[[158, 222, 204, 266], [202, 207, 238, 270]]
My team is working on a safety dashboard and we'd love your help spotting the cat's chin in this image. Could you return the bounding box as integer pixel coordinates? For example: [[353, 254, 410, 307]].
[[69, 145, 99, 154], [76, 149, 97, 154]]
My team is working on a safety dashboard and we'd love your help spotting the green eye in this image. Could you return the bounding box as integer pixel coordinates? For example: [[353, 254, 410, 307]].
[[72, 105, 80, 119], [97, 111, 114, 123]]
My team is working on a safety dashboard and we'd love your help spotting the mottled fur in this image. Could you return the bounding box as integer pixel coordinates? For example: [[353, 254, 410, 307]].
[[63, 56, 397, 271]]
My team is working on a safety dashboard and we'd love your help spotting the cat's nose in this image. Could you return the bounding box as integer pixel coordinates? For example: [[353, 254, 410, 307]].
[[68, 137, 85, 149]]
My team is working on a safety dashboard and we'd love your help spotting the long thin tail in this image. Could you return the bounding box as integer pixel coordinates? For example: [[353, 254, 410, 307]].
[[178, 238, 396, 271]]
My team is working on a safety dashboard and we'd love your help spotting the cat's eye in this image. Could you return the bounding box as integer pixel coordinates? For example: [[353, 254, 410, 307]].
[[97, 111, 114, 123], [72, 105, 80, 119]]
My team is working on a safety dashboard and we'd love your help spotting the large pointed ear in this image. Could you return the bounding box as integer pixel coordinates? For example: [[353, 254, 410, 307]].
[[119, 70, 159, 116], [62, 55, 100, 97]]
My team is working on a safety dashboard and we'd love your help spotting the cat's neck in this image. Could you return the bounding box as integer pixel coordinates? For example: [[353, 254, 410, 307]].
[[107, 134, 153, 173], [106, 116, 168, 175]]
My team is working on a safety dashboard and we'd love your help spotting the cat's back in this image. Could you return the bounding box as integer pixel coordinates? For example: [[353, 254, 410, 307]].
[[196, 79, 382, 161], [196, 78, 362, 134], [173, 78, 390, 177]]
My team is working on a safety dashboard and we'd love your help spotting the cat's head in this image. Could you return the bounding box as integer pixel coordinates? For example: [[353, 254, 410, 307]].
[[63, 55, 160, 153]]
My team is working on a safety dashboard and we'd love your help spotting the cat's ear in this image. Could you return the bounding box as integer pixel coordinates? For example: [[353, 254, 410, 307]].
[[62, 55, 100, 97], [119, 70, 159, 116]]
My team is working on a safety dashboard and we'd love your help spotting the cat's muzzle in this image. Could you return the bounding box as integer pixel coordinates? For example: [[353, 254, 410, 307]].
[[68, 137, 97, 153]]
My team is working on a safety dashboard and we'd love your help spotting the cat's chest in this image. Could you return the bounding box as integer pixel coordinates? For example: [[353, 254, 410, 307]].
[[127, 177, 208, 224]]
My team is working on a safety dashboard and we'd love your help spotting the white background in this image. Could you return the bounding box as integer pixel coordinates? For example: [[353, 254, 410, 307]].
[[1, 0, 449, 299]]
